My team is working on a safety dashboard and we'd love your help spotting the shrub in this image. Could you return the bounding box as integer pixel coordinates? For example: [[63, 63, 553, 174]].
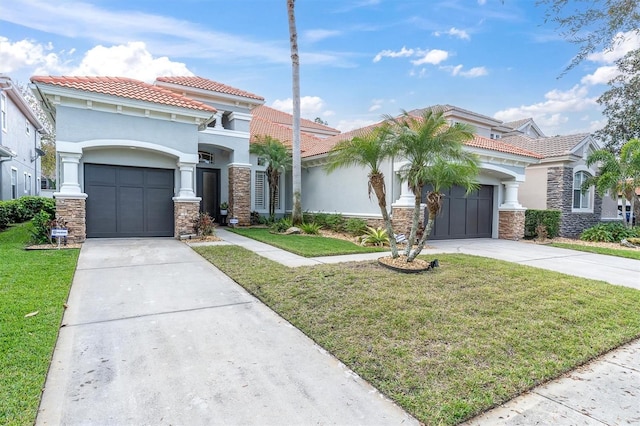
[[5, 199, 29, 223], [524, 209, 561, 239], [580, 222, 640, 242], [344, 218, 368, 236], [325, 213, 346, 232], [29, 210, 53, 244], [360, 226, 389, 246], [0, 203, 10, 229], [19, 196, 56, 218], [300, 222, 321, 235], [270, 217, 293, 233], [193, 212, 215, 236]]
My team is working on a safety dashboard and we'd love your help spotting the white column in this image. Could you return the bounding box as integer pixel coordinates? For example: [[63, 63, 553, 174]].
[[55, 152, 85, 197], [214, 112, 223, 129], [174, 162, 199, 200], [500, 181, 523, 209], [392, 180, 416, 207]]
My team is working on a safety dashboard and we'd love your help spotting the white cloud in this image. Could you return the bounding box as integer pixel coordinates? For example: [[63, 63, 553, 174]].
[[368, 99, 384, 112], [271, 96, 328, 118], [411, 49, 449, 65], [581, 65, 619, 85], [0, 39, 193, 83], [373, 46, 414, 63], [334, 118, 378, 132], [434, 27, 470, 40], [0, 37, 64, 74], [441, 64, 488, 78], [494, 85, 598, 134], [72, 42, 192, 82], [586, 31, 640, 64], [304, 29, 342, 43]]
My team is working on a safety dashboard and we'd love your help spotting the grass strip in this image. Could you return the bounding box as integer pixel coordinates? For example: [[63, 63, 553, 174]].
[[194, 245, 640, 425], [549, 242, 640, 260], [0, 223, 80, 426], [227, 227, 387, 257]]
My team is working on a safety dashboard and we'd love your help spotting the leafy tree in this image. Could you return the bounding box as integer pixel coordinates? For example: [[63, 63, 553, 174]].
[[538, 0, 640, 72], [18, 83, 56, 182], [594, 49, 640, 153], [584, 138, 640, 228], [287, 0, 303, 225], [314, 117, 328, 126], [388, 110, 479, 262], [250, 136, 292, 218], [325, 124, 400, 258]]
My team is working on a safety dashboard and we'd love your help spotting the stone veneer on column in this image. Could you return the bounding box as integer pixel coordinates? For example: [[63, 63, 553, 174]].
[[498, 210, 525, 240], [547, 166, 602, 238], [55, 197, 86, 243], [391, 206, 424, 236], [228, 165, 251, 226], [174, 201, 200, 237]]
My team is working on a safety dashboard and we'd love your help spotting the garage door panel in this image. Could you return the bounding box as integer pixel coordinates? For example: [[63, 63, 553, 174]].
[[85, 164, 174, 238], [424, 184, 493, 240]]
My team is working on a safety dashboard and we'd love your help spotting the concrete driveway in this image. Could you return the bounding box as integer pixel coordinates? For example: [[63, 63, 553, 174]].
[[36, 238, 418, 426]]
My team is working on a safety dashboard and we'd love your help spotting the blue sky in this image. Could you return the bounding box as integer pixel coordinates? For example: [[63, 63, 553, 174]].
[[1, 0, 638, 135]]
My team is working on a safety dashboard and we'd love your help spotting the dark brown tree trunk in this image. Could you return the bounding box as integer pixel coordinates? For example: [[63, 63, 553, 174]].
[[370, 172, 398, 257]]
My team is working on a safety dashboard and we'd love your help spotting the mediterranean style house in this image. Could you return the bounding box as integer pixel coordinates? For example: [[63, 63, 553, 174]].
[[1, 75, 46, 200], [29, 76, 614, 242]]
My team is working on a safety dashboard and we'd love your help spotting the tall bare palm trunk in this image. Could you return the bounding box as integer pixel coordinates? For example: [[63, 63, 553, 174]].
[[370, 173, 398, 257], [287, 0, 302, 224], [408, 192, 442, 262], [404, 185, 423, 258]]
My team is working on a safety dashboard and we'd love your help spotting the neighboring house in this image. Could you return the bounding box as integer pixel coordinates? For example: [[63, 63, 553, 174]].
[[0, 75, 46, 200], [500, 133, 619, 237]]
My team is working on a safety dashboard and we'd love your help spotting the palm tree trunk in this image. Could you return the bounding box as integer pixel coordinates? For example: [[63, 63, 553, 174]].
[[287, 0, 302, 225], [370, 173, 398, 257], [269, 172, 279, 218], [407, 192, 441, 262], [404, 185, 423, 258]]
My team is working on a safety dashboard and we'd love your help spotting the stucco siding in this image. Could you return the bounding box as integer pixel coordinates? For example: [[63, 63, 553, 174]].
[[520, 167, 548, 209], [57, 107, 199, 154]]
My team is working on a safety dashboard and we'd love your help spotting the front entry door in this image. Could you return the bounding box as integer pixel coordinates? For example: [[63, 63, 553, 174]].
[[196, 168, 221, 221]]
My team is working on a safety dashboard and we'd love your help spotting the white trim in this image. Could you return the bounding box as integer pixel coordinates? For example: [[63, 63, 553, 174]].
[[228, 162, 252, 168], [56, 139, 198, 164], [571, 167, 594, 213], [228, 111, 252, 122], [1, 92, 7, 132], [201, 127, 250, 139]]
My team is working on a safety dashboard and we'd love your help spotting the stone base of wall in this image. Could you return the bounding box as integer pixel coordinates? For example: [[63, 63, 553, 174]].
[[559, 213, 601, 238], [498, 209, 525, 240], [174, 201, 200, 238], [391, 206, 423, 236], [229, 166, 251, 226], [56, 197, 86, 243]]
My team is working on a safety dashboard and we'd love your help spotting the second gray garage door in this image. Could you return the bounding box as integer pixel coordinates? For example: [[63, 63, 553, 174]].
[[85, 164, 174, 238], [423, 184, 493, 240]]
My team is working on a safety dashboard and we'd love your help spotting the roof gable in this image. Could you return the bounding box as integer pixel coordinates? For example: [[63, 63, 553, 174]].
[[252, 105, 339, 134], [31, 76, 217, 113], [501, 133, 591, 158]]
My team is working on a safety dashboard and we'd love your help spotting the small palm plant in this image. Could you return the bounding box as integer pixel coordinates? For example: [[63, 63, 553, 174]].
[[360, 226, 389, 247]]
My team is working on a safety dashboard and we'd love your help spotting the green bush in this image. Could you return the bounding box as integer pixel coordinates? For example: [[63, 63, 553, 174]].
[[19, 196, 55, 218], [580, 222, 640, 242], [5, 199, 29, 223], [300, 222, 321, 235], [360, 226, 389, 246], [0, 197, 55, 227], [344, 218, 368, 236], [325, 213, 346, 232], [525, 209, 561, 239], [29, 210, 53, 244], [0, 203, 10, 229], [270, 217, 293, 233]]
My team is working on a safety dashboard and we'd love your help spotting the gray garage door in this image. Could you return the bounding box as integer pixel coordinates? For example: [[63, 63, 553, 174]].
[[423, 185, 493, 240], [85, 164, 174, 238]]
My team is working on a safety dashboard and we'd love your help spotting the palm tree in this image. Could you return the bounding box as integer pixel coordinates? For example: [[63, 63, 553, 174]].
[[250, 136, 292, 219], [287, 0, 303, 225], [389, 109, 479, 262], [325, 124, 400, 258], [585, 138, 640, 228]]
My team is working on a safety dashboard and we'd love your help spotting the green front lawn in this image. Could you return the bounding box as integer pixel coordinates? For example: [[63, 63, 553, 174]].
[[195, 245, 640, 425], [0, 223, 79, 426], [228, 227, 388, 257], [550, 242, 640, 260]]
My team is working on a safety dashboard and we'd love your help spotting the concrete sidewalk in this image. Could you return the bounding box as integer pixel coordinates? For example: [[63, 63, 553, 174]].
[[208, 229, 640, 425], [36, 238, 418, 425]]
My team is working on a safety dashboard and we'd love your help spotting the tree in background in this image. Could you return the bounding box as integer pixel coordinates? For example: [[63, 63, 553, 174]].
[[314, 117, 328, 126], [594, 49, 640, 153], [287, 0, 303, 225], [538, 0, 640, 73], [250, 136, 292, 219], [325, 125, 400, 258], [584, 138, 640, 228]]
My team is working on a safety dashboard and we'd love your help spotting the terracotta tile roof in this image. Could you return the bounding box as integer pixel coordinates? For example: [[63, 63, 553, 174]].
[[252, 105, 339, 133], [250, 115, 324, 155], [299, 119, 542, 159], [156, 76, 264, 101], [30, 76, 217, 113], [501, 133, 590, 158], [467, 135, 543, 159]]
